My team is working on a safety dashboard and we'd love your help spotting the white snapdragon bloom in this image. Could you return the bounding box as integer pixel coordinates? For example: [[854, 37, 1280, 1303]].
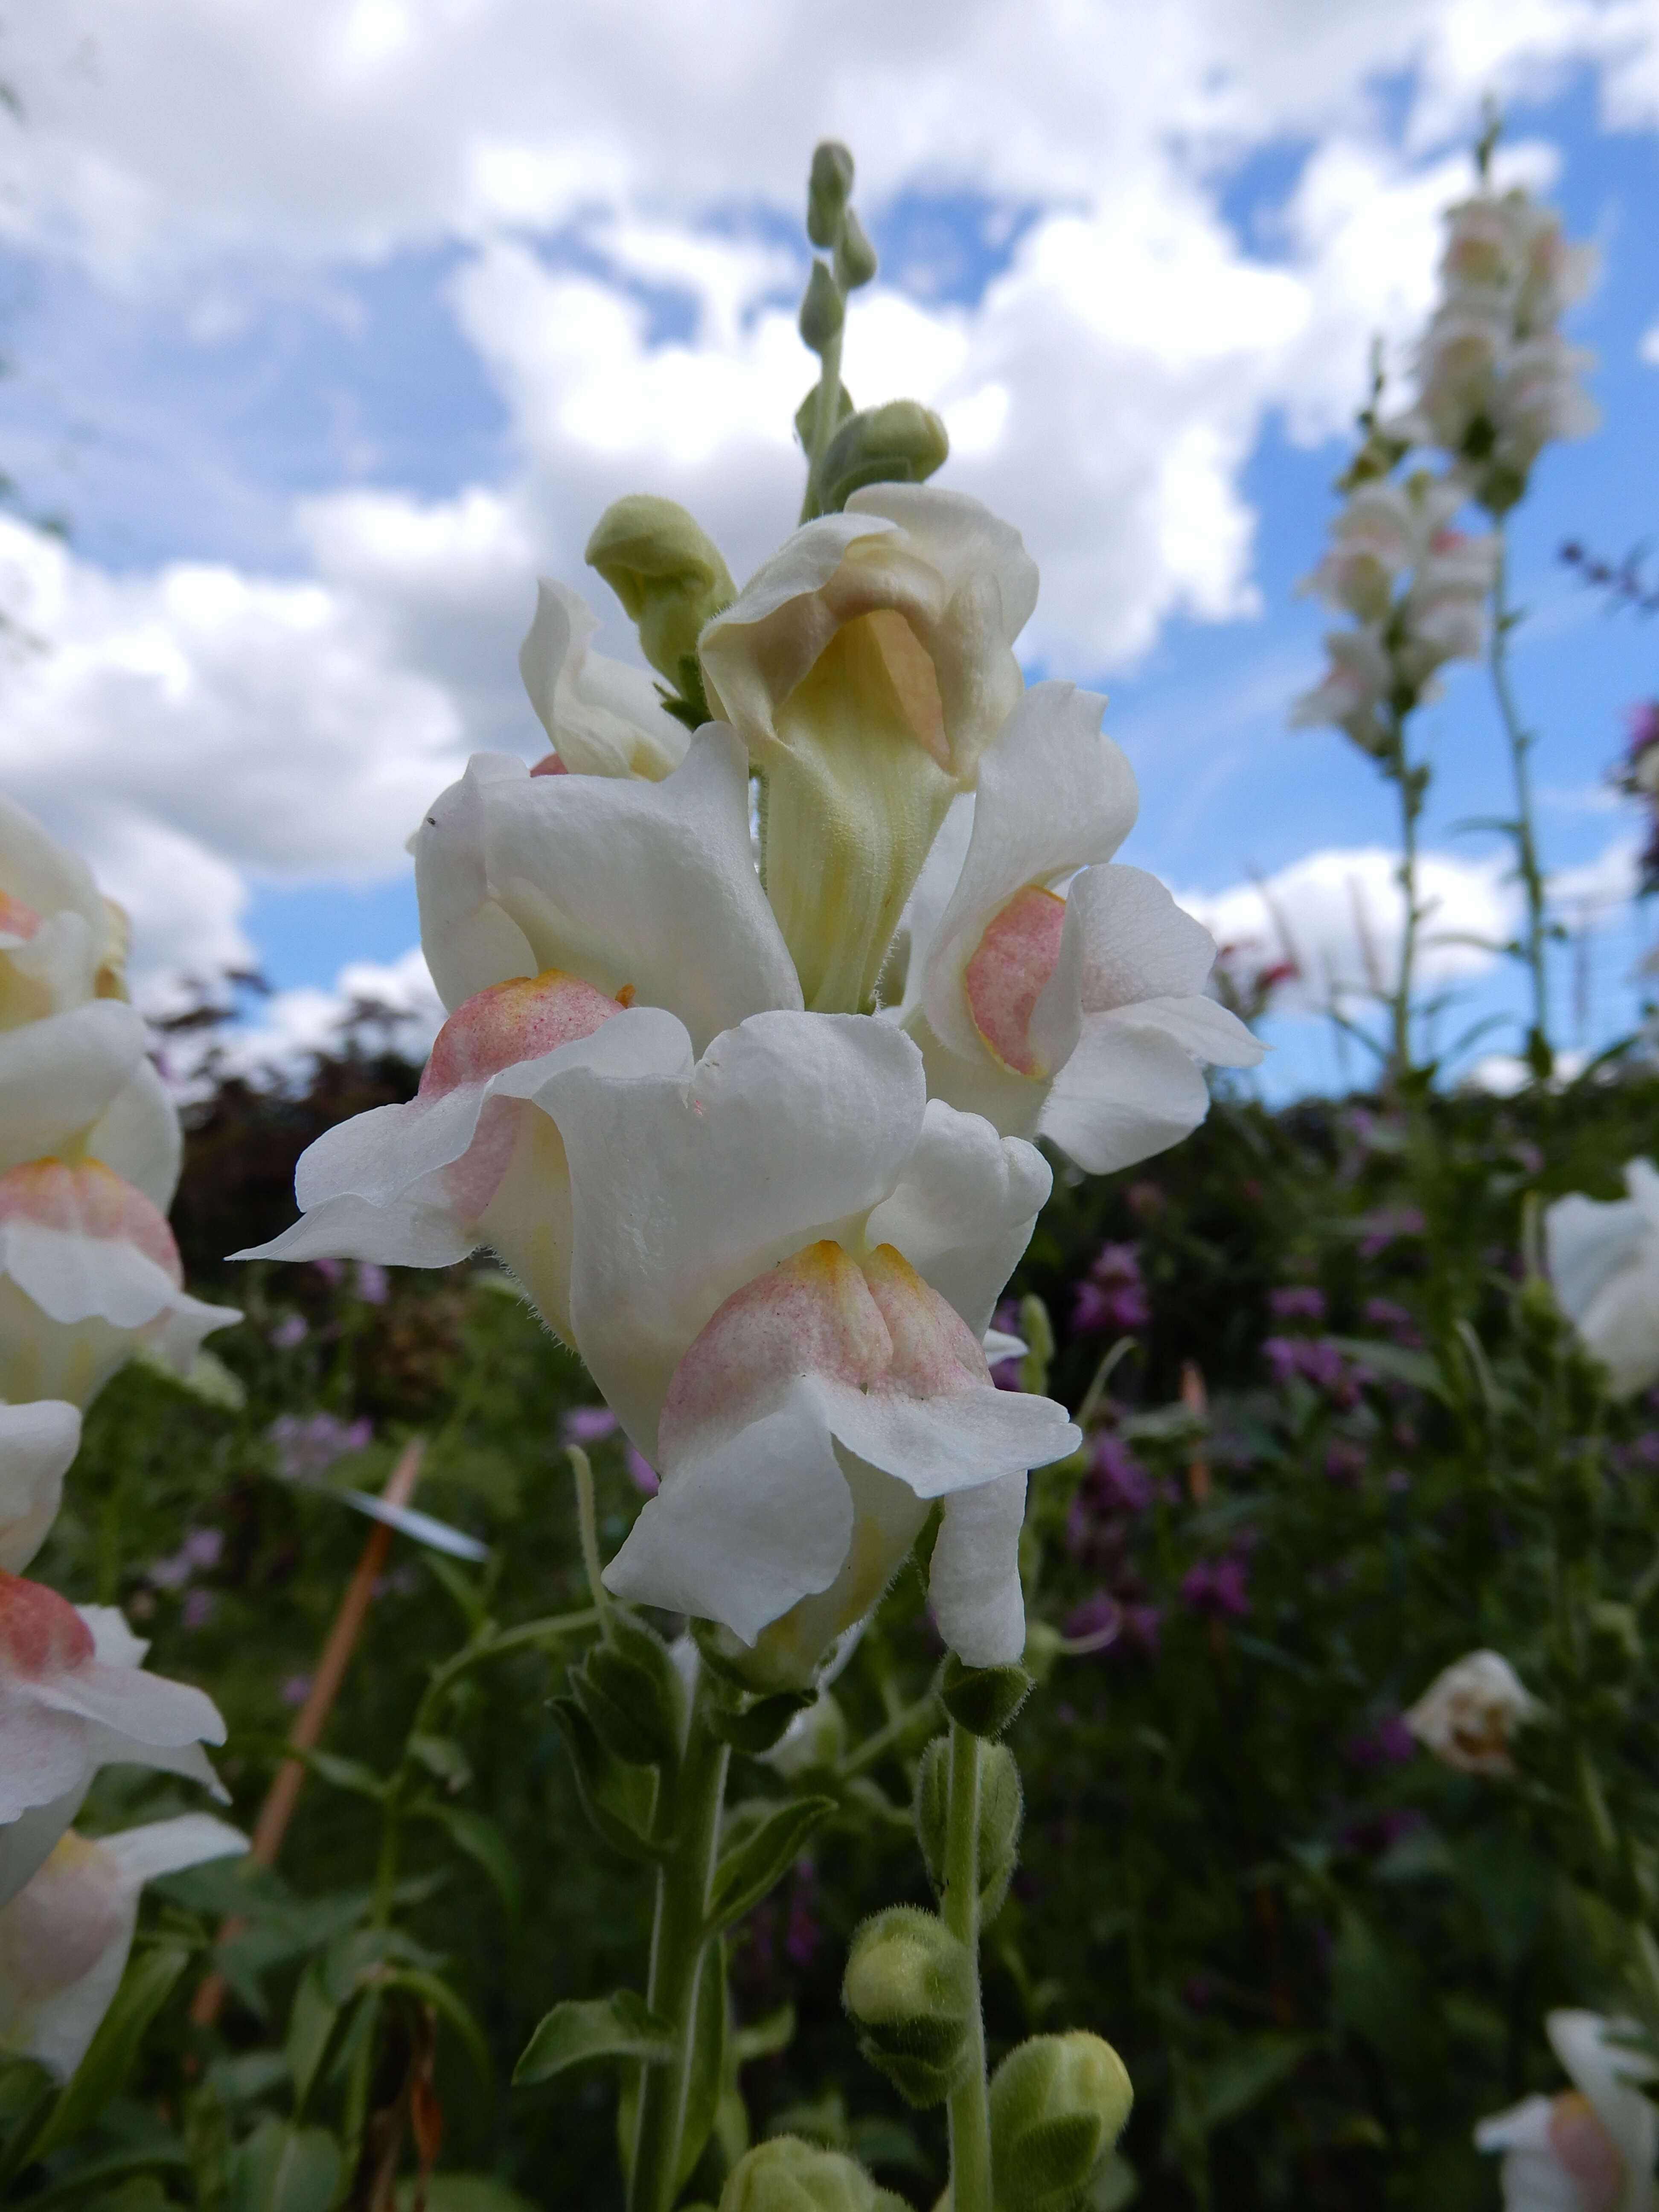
[[1405, 1648, 1541, 1775], [1476, 2011, 1656, 2212], [1545, 1161, 1659, 1397], [884, 683, 1260, 1173], [1415, 187, 1598, 510], [0, 1589, 227, 1906], [518, 578, 692, 781], [0, 1159, 238, 1407], [1289, 626, 1393, 757], [700, 486, 1038, 1013], [0, 1398, 80, 1574], [0, 1814, 245, 2078], [410, 728, 800, 1042], [556, 1012, 1080, 1682]]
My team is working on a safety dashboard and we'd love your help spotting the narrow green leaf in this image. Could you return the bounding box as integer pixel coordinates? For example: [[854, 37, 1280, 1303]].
[[408, 1732, 474, 1791], [707, 1689, 815, 1755], [283, 1965, 341, 2118], [21, 2141, 193, 2211], [378, 1968, 494, 2093], [675, 1939, 727, 2193], [225, 2117, 342, 2212], [706, 1797, 835, 1936], [417, 1803, 523, 1929], [550, 1694, 663, 1862], [514, 1991, 676, 2085], [33, 1944, 189, 2159]]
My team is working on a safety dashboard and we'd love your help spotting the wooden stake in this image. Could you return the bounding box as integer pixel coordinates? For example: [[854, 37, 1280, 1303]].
[[1181, 1360, 1211, 1504], [190, 1436, 427, 2029]]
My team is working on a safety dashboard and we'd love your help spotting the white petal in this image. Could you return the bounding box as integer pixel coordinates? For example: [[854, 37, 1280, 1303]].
[[818, 1373, 1077, 1502], [440, 725, 802, 1052], [236, 1191, 482, 1268], [84, 1059, 183, 1211], [706, 512, 894, 639], [847, 486, 1039, 637], [0, 1786, 86, 1909], [560, 1013, 927, 1458], [0, 795, 106, 951], [0, 1002, 146, 1174], [930, 1473, 1029, 1666], [864, 1101, 1051, 1334], [97, 1812, 247, 1887], [0, 1399, 80, 1574], [518, 577, 688, 780], [1548, 2010, 1659, 2195], [921, 683, 1135, 1062], [1573, 1254, 1659, 1398], [410, 753, 538, 1011], [1069, 866, 1220, 1013], [885, 794, 974, 1025], [604, 1383, 854, 1643], [1475, 2093, 1556, 2153], [1547, 1190, 1648, 1329], [1038, 1011, 1216, 1174]]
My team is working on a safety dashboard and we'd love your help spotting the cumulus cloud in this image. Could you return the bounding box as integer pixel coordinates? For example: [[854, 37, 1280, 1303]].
[[1183, 844, 1520, 1015], [0, 0, 1650, 1019]]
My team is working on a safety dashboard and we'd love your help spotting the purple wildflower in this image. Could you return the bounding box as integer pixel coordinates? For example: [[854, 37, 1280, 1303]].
[[1324, 1439, 1367, 1489], [1346, 1713, 1416, 1770], [1072, 1243, 1149, 1336], [312, 1257, 344, 1288], [1180, 1555, 1251, 1619], [355, 1261, 390, 1305], [784, 1859, 820, 1969], [1356, 1206, 1426, 1261], [1090, 1432, 1153, 1513], [267, 1411, 373, 1481], [1269, 1285, 1326, 1325], [1362, 1297, 1423, 1348], [281, 1673, 312, 1708], [562, 1406, 618, 1445], [625, 1445, 659, 1496], [181, 1589, 217, 1631], [269, 1313, 308, 1350]]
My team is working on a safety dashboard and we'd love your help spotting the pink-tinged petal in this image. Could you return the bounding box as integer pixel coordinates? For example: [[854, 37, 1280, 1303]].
[[559, 1011, 927, 1460], [529, 751, 567, 776], [930, 1473, 1028, 1666], [0, 1400, 80, 1575], [920, 682, 1134, 1066], [964, 886, 1068, 1075], [0, 1161, 178, 1284], [863, 1102, 1050, 1336], [420, 970, 624, 1097], [1548, 2010, 1658, 2205], [1547, 2095, 1626, 2212], [0, 892, 40, 942], [658, 1242, 889, 1466], [859, 1243, 988, 1394], [0, 1573, 95, 1676]]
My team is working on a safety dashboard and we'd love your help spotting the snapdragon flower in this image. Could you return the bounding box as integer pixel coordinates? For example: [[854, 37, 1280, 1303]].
[[882, 682, 1259, 1171], [1545, 1161, 1659, 1397], [0, 1397, 79, 1575], [0, 1814, 244, 2077], [1405, 1648, 1541, 1775], [1476, 2011, 1655, 2212], [518, 578, 694, 780]]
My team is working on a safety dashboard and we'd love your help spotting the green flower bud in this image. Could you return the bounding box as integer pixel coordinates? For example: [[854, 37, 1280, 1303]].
[[913, 1739, 1023, 1924], [942, 1655, 1032, 1739], [842, 1906, 975, 2107], [799, 260, 846, 354], [807, 143, 856, 250], [584, 495, 734, 693], [989, 2032, 1134, 2212], [1587, 1600, 1642, 1686], [835, 210, 878, 292], [720, 2135, 909, 2212], [815, 400, 949, 516]]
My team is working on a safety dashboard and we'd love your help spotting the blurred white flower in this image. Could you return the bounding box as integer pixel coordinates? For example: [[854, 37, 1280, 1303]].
[[0, 1399, 80, 1574], [1405, 1647, 1541, 1775], [701, 486, 1037, 1013], [1545, 1161, 1659, 1397], [0, 1589, 227, 1906], [1476, 2011, 1656, 2212], [885, 681, 1260, 1173], [0, 1815, 244, 2078], [0, 1159, 238, 1408]]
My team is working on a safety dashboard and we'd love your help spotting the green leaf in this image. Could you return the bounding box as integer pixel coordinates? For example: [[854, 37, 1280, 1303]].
[[731, 2003, 795, 2066], [418, 1803, 523, 1929], [33, 1943, 190, 2160], [941, 1658, 1032, 1739], [135, 1339, 247, 1409], [239, 1736, 386, 1802], [1330, 1907, 1430, 2070], [706, 1797, 835, 1935], [675, 1938, 728, 2194], [573, 1635, 681, 1768], [550, 1694, 663, 1862], [707, 1688, 815, 1755], [1324, 1336, 1445, 1398], [514, 1991, 676, 2085], [378, 1968, 495, 2094], [204, 2051, 294, 2108], [21, 2143, 193, 2212], [408, 1732, 474, 1792], [225, 2118, 343, 2212], [283, 1964, 339, 2117], [794, 378, 854, 452], [1087, 2152, 1140, 2210], [396, 2181, 539, 2212]]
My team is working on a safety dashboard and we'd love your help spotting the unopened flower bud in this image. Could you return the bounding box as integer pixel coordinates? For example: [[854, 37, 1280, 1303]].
[[1405, 1649, 1542, 1775], [799, 261, 845, 355], [989, 2032, 1134, 2212], [720, 2134, 909, 2212], [835, 210, 878, 292], [584, 496, 734, 693], [816, 401, 949, 516], [807, 143, 856, 250], [914, 1739, 1023, 1924], [843, 1906, 975, 2107]]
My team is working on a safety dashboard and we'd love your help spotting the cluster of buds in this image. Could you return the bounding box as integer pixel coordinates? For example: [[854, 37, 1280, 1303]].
[[1408, 185, 1598, 515], [1290, 470, 1497, 759], [0, 802, 244, 2080]]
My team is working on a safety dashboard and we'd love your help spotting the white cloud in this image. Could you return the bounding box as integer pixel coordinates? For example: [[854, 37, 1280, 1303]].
[[211, 945, 443, 1081], [1182, 843, 1519, 1013], [0, 0, 1650, 1020], [1642, 322, 1659, 364]]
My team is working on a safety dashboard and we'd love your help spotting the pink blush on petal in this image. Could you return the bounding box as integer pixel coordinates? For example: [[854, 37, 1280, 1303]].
[[0, 1572, 96, 1677], [529, 751, 568, 776], [0, 1160, 183, 1286], [1548, 2094, 1625, 2212], [0, 891, 41, 941], [420, 969, 623, 1099], [963, 885, 1066, 1076]]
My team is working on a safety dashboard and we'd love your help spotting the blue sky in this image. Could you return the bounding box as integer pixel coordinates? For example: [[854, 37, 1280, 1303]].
[[0, 1, 1653, 1094]]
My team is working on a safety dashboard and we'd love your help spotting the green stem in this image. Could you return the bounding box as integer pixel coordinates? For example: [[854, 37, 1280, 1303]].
[[1489, 524, 1552, 1078], [629, 1658, 731, 2212], [1385, 709, 1425, 1089], [942, 1721, 992, 2212], [800, 320, 844, 524]]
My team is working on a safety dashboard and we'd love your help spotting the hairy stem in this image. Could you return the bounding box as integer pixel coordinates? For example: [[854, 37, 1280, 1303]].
[[800, 320, 844, 524], [1489, 524, 1552, 1077], [629, 1657, 731, 2212], [1385, 707, 1425, 1087], [943, 1721, 993, 2212]]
